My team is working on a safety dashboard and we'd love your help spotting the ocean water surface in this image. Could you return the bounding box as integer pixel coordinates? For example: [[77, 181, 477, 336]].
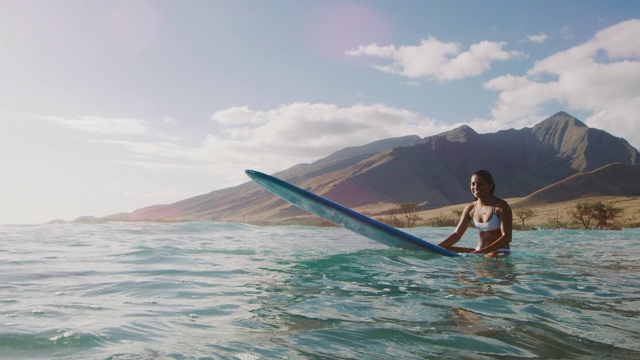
[[0, 222, 638, 359]]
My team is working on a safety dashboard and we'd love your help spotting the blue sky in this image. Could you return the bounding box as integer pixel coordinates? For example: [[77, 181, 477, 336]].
[[1, 0, 639, 224]]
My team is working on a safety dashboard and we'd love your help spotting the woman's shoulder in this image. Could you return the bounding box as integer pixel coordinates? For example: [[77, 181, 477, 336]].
[[494, 197, 512, 213], [461, 201, 476, 216]]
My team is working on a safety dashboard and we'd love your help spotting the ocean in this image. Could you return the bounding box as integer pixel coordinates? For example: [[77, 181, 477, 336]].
[[0, 222, 638, 359]]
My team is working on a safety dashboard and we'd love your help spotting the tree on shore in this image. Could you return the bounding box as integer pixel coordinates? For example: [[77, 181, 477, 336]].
[[514, 208, 535, 229], [384, 210, 403, 227], [384, 202, 422, 228], [399, 202, 421, 228], [569, 202, 593, 229], [592, 202, 624, 229], [546, 210, 566, 229], [568, 201, 624, 230], [427, 210, 459, 227]]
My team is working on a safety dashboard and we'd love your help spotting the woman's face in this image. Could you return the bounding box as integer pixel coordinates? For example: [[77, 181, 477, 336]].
[[470, 175, 493, 198]]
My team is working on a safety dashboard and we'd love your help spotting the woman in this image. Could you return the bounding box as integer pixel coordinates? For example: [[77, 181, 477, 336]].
[[438, 170, 512, 257]]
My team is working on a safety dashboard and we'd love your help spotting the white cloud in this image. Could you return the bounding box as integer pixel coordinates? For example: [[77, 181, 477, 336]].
[[45, 115, 148, 135], [346, 36, 525, 82], [93, 103, 449, 184], [210, 102, 441, 157], [560, 25, 574, 40], [526, 33, 549, 43], [401, 80, 422, 87], [92, 139, 199, 160], [123, 187, 191, 199], [212, 106, 265, 126], [485, 19, 640, 149], [162, 115, 177, 126]]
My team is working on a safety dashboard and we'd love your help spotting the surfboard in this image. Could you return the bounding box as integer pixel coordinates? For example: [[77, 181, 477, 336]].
[[245, 170, 459, 257]]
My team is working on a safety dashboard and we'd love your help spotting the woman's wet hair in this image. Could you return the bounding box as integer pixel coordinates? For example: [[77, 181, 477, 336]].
[[472, 170, 495, 196]]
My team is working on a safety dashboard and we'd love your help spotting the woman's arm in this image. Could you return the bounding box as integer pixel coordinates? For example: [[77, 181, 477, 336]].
[[438, 203, 473, 249]]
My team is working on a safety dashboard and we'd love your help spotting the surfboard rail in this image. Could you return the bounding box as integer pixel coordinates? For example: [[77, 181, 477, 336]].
[[245, 170, 459, 257]]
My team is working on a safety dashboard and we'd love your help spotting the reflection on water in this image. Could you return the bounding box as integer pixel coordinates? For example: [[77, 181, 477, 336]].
[[450, 257, 517, 297], [448, 258, 517, 337]]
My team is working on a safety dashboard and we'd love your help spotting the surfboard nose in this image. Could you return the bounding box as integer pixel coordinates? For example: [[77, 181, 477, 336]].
[[245, 169, 259, 179]]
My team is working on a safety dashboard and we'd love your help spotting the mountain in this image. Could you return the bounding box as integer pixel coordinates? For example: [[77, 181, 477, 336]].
[[117, 135, 422, 222], [515, 163, 640, 207], [94, 112, 639, 223]]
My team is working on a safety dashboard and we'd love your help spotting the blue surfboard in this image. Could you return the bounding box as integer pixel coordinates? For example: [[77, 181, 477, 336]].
[[245, 170, 459, 257]]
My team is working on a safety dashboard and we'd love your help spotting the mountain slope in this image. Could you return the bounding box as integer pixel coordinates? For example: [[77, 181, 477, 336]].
[[98, 112, 639, 223], [122, 135, 421, 222], [515, 163, 640, 207]]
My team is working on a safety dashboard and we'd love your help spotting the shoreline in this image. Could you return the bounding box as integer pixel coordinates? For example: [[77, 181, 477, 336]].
[[48, 195, 640, 229]]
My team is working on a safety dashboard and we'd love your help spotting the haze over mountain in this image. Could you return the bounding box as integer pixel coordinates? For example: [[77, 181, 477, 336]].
[[80, 112, 639, 223]]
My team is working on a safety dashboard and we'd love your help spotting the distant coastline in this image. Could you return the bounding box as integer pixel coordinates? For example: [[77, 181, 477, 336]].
[[57, 194, 640, 230]]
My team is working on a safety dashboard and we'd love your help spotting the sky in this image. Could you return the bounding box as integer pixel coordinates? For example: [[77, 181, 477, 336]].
[[1, 1, 640, 224]]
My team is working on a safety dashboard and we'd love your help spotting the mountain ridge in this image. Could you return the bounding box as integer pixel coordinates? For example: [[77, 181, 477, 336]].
[[74, 112, 639, 224], [515, 162, 640, 207]]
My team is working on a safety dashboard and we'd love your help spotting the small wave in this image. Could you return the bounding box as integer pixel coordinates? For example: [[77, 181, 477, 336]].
[[1, 223, 639, 359]]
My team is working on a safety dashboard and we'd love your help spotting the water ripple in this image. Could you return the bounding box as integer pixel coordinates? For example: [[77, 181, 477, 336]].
[[0, 223, 638, 359]]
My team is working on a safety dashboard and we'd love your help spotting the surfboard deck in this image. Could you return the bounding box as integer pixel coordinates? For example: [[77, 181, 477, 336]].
[[245, 170, 459, 257]]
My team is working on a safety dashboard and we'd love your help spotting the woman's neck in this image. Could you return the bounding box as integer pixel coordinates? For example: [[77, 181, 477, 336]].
[[476, 195, 494, 206]]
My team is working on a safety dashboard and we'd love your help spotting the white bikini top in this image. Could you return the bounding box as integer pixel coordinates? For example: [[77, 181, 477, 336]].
[[472, 200, 501, 231]]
